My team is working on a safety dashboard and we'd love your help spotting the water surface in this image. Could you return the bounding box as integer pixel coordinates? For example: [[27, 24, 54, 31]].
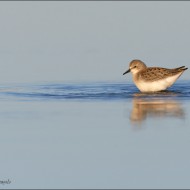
[[1, 81, 190, 188], [0, 80, 190, 101]]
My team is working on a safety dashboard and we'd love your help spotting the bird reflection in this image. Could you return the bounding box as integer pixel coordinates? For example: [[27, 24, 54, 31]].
[[130, 92, 185, 124]]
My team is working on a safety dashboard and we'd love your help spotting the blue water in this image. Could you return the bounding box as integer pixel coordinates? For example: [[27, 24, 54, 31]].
[[1, 80, 190, 101], [1, 80, 190, 188]]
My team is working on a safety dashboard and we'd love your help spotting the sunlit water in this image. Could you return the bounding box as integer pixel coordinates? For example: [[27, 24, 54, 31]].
[[1, 81, 190, 188]]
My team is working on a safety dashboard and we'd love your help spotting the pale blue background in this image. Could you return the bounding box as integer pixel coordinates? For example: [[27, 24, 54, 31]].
[[0, 1, 189, 83], [0, 2, 190, 189]]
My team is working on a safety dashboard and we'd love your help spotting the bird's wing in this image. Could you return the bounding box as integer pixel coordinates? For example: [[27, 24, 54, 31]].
[[140, 67, 187, 82]]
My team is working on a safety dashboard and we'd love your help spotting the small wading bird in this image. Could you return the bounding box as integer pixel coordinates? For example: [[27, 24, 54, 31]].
[[123, 60, 188, 92]]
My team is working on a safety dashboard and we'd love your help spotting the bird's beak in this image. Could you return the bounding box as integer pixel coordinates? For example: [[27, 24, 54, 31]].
[[123, 69, 130, 75]]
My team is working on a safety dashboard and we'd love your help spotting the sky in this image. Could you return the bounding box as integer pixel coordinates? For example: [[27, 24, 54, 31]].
[[0, 1, 189, 83]]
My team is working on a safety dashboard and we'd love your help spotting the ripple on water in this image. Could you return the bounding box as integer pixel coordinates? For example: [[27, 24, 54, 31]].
[[0, 81, 189, 101]]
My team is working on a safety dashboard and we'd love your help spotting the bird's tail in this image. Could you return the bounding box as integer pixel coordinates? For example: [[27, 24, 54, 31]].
[[175, 66, 188, 71]]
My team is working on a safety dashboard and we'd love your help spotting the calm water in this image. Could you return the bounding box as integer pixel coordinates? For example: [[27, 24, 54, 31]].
[[1, 81, 190, 188]]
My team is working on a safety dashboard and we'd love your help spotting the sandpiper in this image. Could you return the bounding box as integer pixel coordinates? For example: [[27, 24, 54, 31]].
[[123, 60, 188, 92]]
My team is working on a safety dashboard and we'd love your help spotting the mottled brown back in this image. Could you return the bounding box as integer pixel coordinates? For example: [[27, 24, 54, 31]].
[[139, 66, 188, 82]]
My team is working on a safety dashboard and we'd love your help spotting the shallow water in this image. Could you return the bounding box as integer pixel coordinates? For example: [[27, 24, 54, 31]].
[[1, 80, 190, 101], [1, 81, 190, 188]]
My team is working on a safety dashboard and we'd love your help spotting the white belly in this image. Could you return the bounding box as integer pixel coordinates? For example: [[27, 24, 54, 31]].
[[134, 72, 183, 92]]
